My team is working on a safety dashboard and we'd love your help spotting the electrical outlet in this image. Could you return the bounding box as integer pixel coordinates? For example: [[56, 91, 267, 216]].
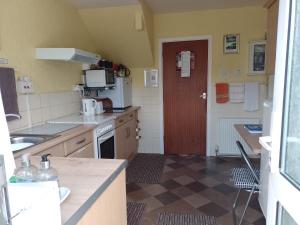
[[0, 58, 8, 64], [72, 84, 83, 91], [17, 76, 34, 94]]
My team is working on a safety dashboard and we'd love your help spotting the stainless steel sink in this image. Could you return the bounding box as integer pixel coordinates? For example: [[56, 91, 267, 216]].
[[10, 134, 57, 152]]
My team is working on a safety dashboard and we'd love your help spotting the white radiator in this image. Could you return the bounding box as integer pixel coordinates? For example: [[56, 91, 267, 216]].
[[218, 118, 260, 156]]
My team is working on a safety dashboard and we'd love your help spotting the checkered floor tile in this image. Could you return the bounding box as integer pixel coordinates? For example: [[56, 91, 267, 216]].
[[126, 155, 266, 225]]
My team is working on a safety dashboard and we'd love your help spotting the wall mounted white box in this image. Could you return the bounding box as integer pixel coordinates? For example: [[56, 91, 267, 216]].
[[144, 69, 159, 88]]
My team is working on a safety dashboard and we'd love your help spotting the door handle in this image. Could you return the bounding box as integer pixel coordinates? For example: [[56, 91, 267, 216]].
[[200, 93, 207, 100]]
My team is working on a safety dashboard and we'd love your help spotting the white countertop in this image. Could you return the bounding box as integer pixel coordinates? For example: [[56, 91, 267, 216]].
[[13, 123, 80, 135], [48, 113, 115, 125], [47, 106, 140, 126]]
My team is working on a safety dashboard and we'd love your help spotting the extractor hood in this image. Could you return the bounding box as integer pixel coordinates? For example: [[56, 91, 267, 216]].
[[35, 48, 100, 64]]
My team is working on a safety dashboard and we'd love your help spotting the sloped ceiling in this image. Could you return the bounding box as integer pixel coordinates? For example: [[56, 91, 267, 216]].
[[68, 0, 263, 13], [79, 5, 153, 67]]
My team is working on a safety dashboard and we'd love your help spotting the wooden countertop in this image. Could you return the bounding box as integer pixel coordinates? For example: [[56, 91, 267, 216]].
[[13, 124, 96, 158], [234, 124, 262, 154], [12, 107, 139, 223], [16, 157, 127, 225]]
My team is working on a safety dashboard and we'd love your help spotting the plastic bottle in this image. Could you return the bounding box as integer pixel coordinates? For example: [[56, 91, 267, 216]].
[[14, 153, 38, 182], [36, 154, 59, 182]]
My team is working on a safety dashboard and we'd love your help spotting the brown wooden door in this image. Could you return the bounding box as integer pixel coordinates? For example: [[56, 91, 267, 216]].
[[163, 40, 208, 156]]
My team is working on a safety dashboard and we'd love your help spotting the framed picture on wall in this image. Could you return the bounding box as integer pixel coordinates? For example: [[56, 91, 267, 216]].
[[223, 34, 240, 54], [248, 40, 266, 75]]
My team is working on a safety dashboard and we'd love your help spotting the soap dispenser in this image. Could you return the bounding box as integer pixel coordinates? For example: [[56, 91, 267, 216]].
[[37, 154, 58, 182], [14, 153, 38, 182]]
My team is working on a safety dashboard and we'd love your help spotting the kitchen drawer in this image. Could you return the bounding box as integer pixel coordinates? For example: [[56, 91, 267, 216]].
[[127, 111, 136, 121], [35, 143, 65, 157], [64, 131, 93, 155], [67, 143, 94, 158], [115, 115, 128, 127]]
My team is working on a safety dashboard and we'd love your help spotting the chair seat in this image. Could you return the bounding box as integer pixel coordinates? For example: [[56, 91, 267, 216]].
[[231, 168, 260, 189]]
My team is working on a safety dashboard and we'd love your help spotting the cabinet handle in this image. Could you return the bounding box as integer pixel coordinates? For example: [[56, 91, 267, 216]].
[[76, 138, 86, 145], [126, 127, 130, 138], [119, 119, 124, 123], [129, 114, 133, 118], [136, 136, 141, 140], [136, 128, 141, 132]]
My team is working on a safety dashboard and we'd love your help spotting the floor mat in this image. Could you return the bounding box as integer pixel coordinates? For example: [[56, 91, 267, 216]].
[[126, 153, 165, 184], [127, 202, 146, 225], [156, 212, 216, 225]]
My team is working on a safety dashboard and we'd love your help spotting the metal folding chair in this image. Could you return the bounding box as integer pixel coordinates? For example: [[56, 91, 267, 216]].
[[231, 141, 260, 225]]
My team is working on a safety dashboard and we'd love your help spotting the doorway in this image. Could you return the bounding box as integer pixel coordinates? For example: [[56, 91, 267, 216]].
[[163, 40, 208, 156]]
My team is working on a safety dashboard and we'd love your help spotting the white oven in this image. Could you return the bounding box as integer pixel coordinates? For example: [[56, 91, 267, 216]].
[[93, 120, 115, 159]]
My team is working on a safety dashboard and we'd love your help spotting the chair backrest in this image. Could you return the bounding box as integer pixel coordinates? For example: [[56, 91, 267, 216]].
[[236, 141, 260, 184]]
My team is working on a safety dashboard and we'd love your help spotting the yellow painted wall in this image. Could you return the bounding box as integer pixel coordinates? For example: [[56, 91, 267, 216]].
[[79, 5, 153, 68], [130, 7, 268, 155], [0, 0, 96, 93], [131, 6, 267, 88]]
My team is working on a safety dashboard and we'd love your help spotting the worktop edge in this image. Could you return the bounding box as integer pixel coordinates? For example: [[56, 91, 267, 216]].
[[63, 159, 128, 225]]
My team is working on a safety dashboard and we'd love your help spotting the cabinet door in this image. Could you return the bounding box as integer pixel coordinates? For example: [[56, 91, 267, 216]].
[[115, 125, 128, 159], [127, 119, 138, 160], [35, 143, 65, 157], [67, 143, 94, 158]]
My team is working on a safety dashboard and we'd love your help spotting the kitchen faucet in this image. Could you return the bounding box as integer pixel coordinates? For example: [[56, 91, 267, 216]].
[[5, 114, 21, 119]]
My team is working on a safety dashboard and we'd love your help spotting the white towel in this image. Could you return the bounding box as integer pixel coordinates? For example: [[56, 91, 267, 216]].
[[244, 82, 260, 111], [229, 83, 244, 103]]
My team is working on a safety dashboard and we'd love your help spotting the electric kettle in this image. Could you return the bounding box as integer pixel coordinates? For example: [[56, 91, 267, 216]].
[[82, 99, 97, 116]]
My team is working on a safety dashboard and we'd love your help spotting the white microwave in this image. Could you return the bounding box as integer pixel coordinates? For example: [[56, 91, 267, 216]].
[[85, 69, 115, 88]]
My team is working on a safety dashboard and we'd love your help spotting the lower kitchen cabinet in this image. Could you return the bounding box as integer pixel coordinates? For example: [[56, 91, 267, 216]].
[[34, 131, 94, 158], [76, 170, 127, 225], [115, 125, 128, 159], [67, 142, 94, 158], [35, 143, 65, 157], [115, 111, 139, 160]]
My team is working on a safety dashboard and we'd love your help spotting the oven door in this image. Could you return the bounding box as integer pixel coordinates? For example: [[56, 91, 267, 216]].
[[97, 130, 115, 159]]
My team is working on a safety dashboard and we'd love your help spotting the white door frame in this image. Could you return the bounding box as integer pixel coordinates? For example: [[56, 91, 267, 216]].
[[158, 35, 213, 156]]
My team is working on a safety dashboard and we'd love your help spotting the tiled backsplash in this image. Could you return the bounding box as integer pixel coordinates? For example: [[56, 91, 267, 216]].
[[8, 91, 81, 132], [132, 87, 163, 154]]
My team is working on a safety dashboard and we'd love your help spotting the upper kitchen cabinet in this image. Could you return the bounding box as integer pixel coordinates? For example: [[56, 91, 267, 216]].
[[265, 0, 279, 75]]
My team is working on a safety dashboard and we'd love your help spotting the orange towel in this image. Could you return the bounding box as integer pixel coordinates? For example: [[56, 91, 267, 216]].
[[216, 83, 229, 103]]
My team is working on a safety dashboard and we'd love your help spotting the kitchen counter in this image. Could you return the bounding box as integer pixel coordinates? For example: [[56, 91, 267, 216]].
[[234, 124, 262, 154], [13, 123, 80, 136], [24, 156, 127, 225], [13, 124, 96, 158], [48, 106, 140, 125]]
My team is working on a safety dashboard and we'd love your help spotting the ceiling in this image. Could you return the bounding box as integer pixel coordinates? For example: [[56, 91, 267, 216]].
[[67, 0, 264, 12], [66, 0, 138, 9]]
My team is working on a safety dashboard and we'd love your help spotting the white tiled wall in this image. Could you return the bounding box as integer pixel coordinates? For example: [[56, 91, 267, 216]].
[[8, 91, 81, 132], [132, 87, 163, 154]]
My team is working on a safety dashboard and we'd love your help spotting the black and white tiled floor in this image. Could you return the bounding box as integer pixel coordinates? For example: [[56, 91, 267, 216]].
[[126, 155, 266, 225]]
